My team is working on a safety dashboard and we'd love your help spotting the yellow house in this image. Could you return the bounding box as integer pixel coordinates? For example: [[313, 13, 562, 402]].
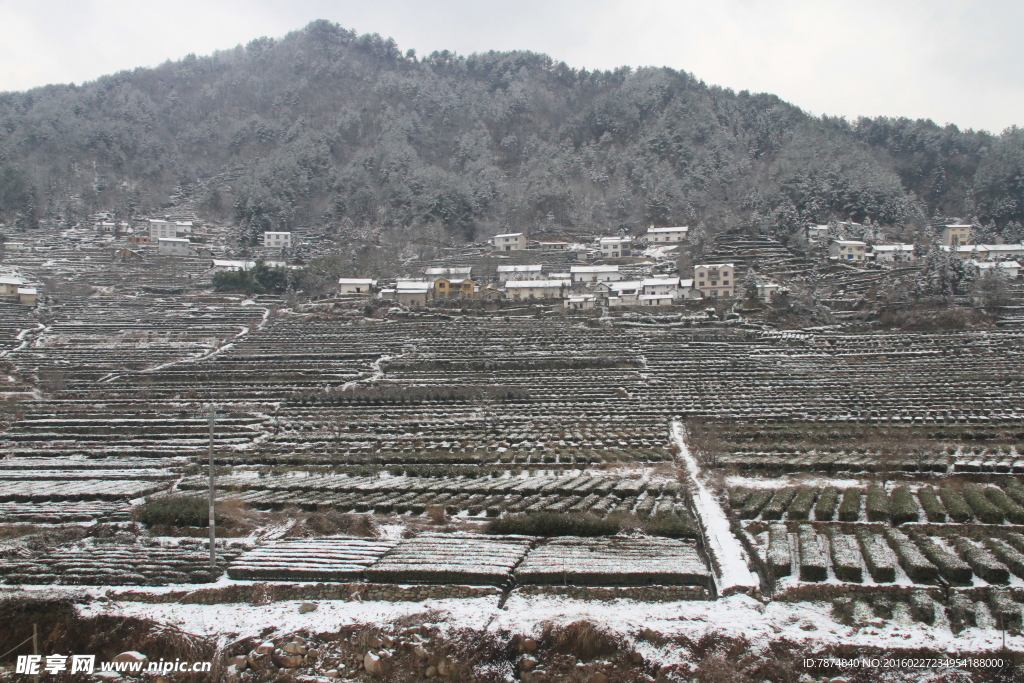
[[433, 278, 475, 299]]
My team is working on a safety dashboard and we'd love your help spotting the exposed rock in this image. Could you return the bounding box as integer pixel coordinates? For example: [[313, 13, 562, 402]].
[[364, 651, 384, 676], [520, 655, 538, 671], [437, 659, 451, 676], [282, 641, 307, 655], [246, 651, 271, 671], [589, 672, 610, 683], [518, 638, 537, 654], [112, 651, 147, 665], [426, 665, 438, 677], [255, 641, 276, 654], [306, 647, 320, 660], [298, 601, 317, 614], [323, 670, 340, 678], [227, 655, 247, 670]]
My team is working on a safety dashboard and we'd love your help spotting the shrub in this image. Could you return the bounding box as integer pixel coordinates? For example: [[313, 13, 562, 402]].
[[947, 593, 976, 633], [729, 487, 753, 509], [885, 529, 938, 584], [858, 532, 897, 583], [990, 591, 1023, 629], [760, 488, 798, 521], [838, 489, 862, 522], [952, 538, 1009, 584], [984, 487, 1024, 524], [787, 487, 817, 521], [767, 524, 791, 578], [739, 489, 773, 519], [865, 485, 889, 522], [917, 486, 946, 523], [888, 486, 919, 525], [939, 487, 973, 523], [813, 486, 839, 521], [798, 526, 827, 582], [910, 532, 972, 585], [908, 592, 935, 625], [829, 534, 863, 583], [985, 538, 1024, 578], [1005, 483, 1024, 507], [487, 512, 618, 537], [640, 511, 698, 539], [544, 620, 618, 661], [963, 488, 1003, 524], [133, 495, 217, 528]]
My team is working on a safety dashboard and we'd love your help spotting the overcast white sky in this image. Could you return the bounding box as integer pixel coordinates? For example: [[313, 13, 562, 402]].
[[0, 0, 1020, 134]]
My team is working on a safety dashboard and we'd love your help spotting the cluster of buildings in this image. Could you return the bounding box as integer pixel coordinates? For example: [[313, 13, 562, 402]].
[[487, 226, 688, 258], [825, 223, 1023, 276], [0, 276, 37, 305], [339, 260, 754, 309]]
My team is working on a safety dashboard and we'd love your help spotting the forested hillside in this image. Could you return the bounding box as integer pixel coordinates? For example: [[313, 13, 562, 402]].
[[0, 19, 1022, 245]]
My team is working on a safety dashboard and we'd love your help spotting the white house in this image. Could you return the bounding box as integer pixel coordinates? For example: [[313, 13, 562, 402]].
[[940, 224, 972, 246], [491, 232, 526, 251], [263, 232, 292, 249], [16, 287, 37, 306], [639, 294, 676, 306], [678, 279, 696, 298], [496, 264, 544, 282], [338, 278, 377, 295], [537, 241, 569, 251], [564, 294, 596, 310], [392, 280, 432, 307], [0, 276, 24, 296], [645, 226, 688, 243], [973, 260, 1021, 278], [504, 279, 570, 300], [871, 243, 916, 263], [757, 281, 785, 299], [641, 276, 681, 298], [807, 224, 830, 241], [424, 266, 473, 279], [570, 265, 621, 283], [157, 237, 191, 256], [694, 263, 735, 298], [829, 240, 867, 262], [210, 260, 256, 273], [598, 236, 632, 258], [148, 219, 192, 240]]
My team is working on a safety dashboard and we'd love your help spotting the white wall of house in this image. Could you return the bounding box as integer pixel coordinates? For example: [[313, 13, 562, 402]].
[[570, 265, 621, 283], [694, 264, 735, 298], [491, 233, 526, 251], [645, 227, 688, 243], [263, 232, 292, 249], [158, 237, 191, 256]]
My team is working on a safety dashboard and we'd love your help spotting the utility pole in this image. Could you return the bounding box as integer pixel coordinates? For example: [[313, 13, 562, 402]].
[[207, 404, 219, 570]]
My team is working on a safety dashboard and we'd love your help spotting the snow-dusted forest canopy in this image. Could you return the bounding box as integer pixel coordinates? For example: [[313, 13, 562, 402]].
[[1, 20, 1022, 244]]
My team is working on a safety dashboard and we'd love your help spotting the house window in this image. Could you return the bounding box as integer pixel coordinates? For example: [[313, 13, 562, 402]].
[[699, 281, 704, 286], [723, 280, 729, 285]]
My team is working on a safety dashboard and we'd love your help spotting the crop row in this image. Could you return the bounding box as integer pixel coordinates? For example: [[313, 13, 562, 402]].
[[733, 483, 1024, 525], [766, 525, 1024, 586]]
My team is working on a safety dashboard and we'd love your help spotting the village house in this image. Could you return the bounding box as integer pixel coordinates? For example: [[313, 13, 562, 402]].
[[694, 263, 735, 298], [505, 279, 570, 300], [570, 265, 621, 284], [940, 224, 973, 246], [496, 264, 544, 282], [757, 281, 785, 299], [148, 219, 193, 241], [210, 260, 256, 273], [490, 232, 526, 251], [536, 241, 569, 251], [639, 293, 676, 306], [157, 237, 191, 256], [17, 287, 37, 306], [871, 243, 916, 264], [112, 248, 143, 262], [337, 278, 376, 295], [563, 294, 596, 310], [807, 224, 830, 241], [391, 280, 432, 307], [424, 266, 473, 280], [125, 234, 150, 244], [0, 276, 24, 296], [645, 226, 689, 243], [828, 240, 867, 262], [973, 260, 1021, 278], [641, 276, 681, 299], [948, 243, 1024, 261], [434, 278, 475, 299], [598, 236, 632, 258], [263, 231, 292, 249]]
